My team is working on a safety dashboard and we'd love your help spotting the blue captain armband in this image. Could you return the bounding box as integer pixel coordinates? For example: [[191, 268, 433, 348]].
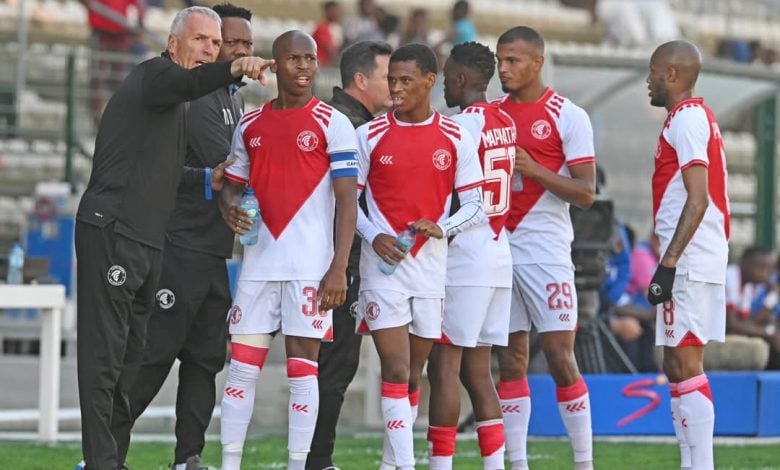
[[204, 167, 213, 200], [329, 151, 358, 179]]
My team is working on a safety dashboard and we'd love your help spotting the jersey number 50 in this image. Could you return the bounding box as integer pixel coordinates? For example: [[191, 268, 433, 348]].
[[482, 146, 515, 216]]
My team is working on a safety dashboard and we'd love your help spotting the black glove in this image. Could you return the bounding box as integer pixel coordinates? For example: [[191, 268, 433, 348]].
[[647, 265, 676, 306]]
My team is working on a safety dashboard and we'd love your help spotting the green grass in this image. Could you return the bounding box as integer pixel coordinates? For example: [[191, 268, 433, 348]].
[[1, 436, 779, 469]]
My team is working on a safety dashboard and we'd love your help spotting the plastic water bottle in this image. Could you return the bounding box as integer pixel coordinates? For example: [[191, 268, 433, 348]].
[[7, 241, 24, 284], [239, 187, 260, 246], [378, 227, 416, 275]]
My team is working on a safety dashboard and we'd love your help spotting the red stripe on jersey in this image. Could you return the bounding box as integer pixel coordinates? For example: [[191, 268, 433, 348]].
[[224, 172, 248, 185], [568, 156, 595, 167], [651, 135, 678, 222], [241, 106, 263, 122], [438, 116, 462, 141], [680, 160, 707, 171], [313, 102, 333, 117], [312, 108, 332, 126], [545, 104, 561, 118], [368, 123, 390, 141], [357, 183, 365, 190], [456, 180, 483, 192]]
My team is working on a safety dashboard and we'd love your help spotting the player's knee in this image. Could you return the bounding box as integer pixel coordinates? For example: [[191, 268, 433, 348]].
[[381, 356, 410, 383], [428, 360, 460, 388]]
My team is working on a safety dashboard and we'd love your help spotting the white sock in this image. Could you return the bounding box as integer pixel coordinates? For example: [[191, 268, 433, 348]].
[[221, 442, 244, 470], [174, 464, 186, 470], [475, 419, 505, 469], [381, 387, 419, 467], [427, 426, 456, 469], [220, 348, 265, 470], [381, 381, 415, 468], [287, 357, 319, 464], [556, 377, 593, 464], [497, 379, 531, 465], [678, 374, 714, 470], [670, 382, 693, 469]]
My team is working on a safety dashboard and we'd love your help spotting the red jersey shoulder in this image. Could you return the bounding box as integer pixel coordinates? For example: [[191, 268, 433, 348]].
[[490, 95, 509, 105], [664, 98, 705, 130], [462, 104, 486, 116], [240, 106, 264, 127], [544, 91, 565, 118], [367, 113, 391, 140], [311, 99, 334, 128], [438, 114, 462, 141]]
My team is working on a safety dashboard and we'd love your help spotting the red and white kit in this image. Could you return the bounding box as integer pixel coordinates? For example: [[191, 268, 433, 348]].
[[225, 97, 358, 339], [652, 97, 729, 347], [496, 88, 595, 333], [442, 102, 515, 347], [355, 110, 484, 339]]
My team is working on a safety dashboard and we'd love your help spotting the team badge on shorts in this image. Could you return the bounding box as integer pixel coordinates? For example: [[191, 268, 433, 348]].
[[155, 289, 175, 309], [432, 149, 452, 171], [349, 301, 358, 319], [107, 265, 126, 286], [531, 119, 552, 140], [366, 301, 381, 321], [297, 130, 319, 152], [228, 305, 242, 324]]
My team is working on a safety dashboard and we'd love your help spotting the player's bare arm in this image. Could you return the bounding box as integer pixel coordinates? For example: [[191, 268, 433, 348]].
[[412, 219, 444, 239], [318, 176, 357, 311], [515, 146, 596, 209], [660, 164, 709, 268], [218, 179, 251, 235]]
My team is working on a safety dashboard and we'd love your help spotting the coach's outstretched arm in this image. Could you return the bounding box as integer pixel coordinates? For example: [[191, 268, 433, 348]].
[[219, 179, 251, 235]]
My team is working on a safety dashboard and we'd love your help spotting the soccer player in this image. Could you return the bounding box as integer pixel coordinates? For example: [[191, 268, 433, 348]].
[[355, 43, 485, 470], [493, 26, 596, 470], [645, 40, 729, 470], [218, 31, 358, 470], [425, 41, 514, 470]]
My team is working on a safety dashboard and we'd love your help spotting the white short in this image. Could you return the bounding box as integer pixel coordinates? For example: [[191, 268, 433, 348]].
[[441, 286, 510, 347], [228, 280, 332, 340], [356, 290, 443, 339], [509, 264, 578, 333], [655, 274, 726, 347]]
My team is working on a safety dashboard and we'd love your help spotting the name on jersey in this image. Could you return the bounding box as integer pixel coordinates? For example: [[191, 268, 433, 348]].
[[481, 126, 516, 148]]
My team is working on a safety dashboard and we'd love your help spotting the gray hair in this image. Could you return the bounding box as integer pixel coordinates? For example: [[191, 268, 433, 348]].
[[170, 6, 221, 36]]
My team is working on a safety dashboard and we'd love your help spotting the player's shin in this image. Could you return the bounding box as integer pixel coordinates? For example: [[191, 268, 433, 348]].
[[678, 374, 714, 470], [669, 382, 693, 469], [556, 377, 593, 466], [497, 378, 531, 468], [221, 342, 269, 470], [287, 357, 320, 470]]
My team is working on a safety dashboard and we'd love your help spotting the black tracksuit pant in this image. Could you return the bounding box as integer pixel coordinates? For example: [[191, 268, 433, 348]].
[[75, 221, 162, 470], [111, 240, 230, 465], [307, 281, 362, 469]]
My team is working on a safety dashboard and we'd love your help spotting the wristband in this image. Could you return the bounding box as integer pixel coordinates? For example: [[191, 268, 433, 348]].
[[204, 167, 213, 201]]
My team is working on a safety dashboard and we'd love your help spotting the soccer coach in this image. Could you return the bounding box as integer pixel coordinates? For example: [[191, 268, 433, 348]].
[[74, 6, 272, 469]]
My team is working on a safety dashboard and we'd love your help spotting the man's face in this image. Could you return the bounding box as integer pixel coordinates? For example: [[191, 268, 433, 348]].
[[273, 35, 318, 96], [442, 57, 463, 108], [168, 13, 222, 69], [646, 54, 669, 108], [496, 40, 542, 94], [363, 54, 392, 113], [218, 17, 253, 61], [387, 60, 434, 115]]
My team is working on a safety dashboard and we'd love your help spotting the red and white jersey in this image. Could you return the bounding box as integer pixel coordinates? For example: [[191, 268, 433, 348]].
[[652, 97, 729, 284], [225, 97, 358, 281], [357, 111, 483, 297], [448, 102, 515, 288], [495, 88, 595, 266]]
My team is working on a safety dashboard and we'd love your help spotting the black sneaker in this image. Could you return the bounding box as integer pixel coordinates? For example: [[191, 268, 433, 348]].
[[170, 454, 208, 470]]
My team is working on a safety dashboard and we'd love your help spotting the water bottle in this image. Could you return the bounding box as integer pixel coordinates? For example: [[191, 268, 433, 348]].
[[239, 188, 260, 246], [378, 227, 416, 275], [7, 241, 24, 285]]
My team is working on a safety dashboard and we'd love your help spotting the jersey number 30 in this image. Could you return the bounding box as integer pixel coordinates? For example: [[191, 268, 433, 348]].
[[482, 147, 515, 216]]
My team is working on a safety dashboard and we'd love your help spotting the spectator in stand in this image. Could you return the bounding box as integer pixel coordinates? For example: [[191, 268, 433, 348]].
[[610, 232, 659, 372], [450, 0, 476, 45], [399, 9, 431, 47], [344, 0, 383, 46], [725, 246, 780, 369], [82, 0, 146, 123], [312, 1, 344, 68], [375, 7, 400, 48]]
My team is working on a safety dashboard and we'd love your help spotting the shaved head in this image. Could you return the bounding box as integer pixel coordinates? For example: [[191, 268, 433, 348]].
[[647, 40, 702, 109], [272, 30, 316, 60], [651, 40, 702, 87]]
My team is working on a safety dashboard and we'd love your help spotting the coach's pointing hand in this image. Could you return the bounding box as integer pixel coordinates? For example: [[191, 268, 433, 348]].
[[230, 57, 275, 85]]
